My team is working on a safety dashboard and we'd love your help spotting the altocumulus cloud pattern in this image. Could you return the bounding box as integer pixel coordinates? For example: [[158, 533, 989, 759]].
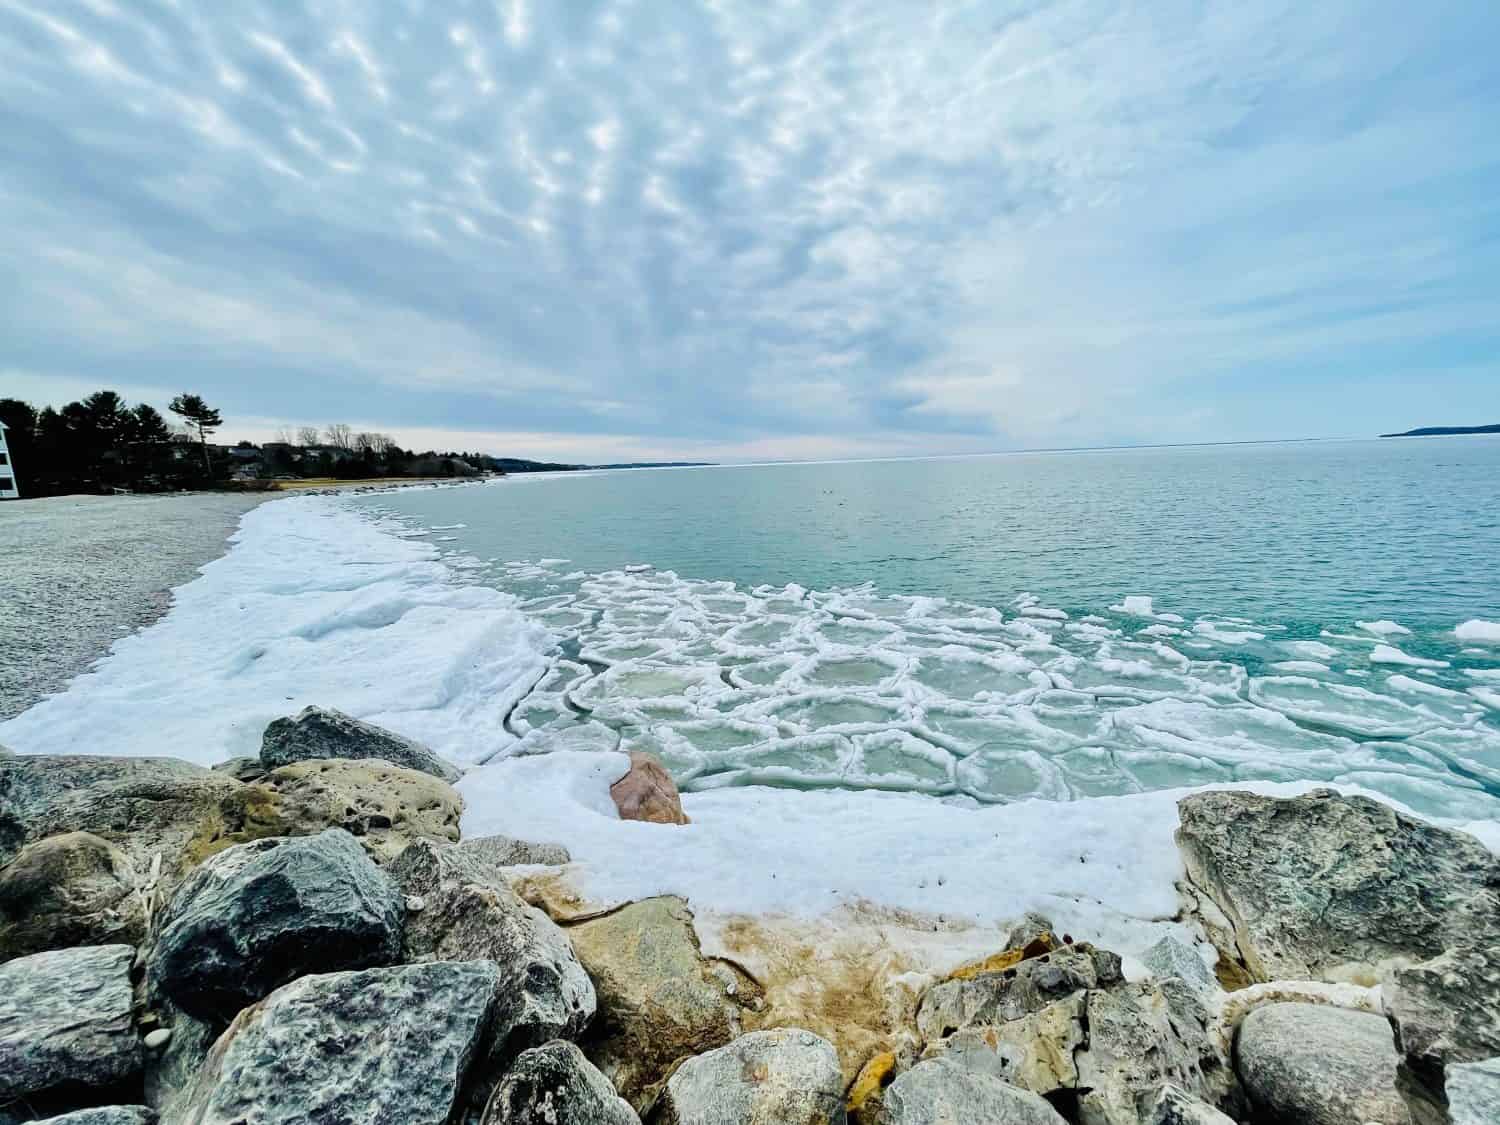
[[2, 0, 1498, 458]]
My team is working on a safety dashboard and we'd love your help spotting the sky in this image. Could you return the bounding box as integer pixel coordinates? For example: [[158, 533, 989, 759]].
[[2, 1, 1498, 463]]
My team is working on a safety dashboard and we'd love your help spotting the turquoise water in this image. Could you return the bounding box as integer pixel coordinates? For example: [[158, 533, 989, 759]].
[[356, 437, 1500, 817]]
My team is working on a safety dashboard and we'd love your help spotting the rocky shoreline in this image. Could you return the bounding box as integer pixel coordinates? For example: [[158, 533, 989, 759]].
[[1, 710, 1496, 1125]]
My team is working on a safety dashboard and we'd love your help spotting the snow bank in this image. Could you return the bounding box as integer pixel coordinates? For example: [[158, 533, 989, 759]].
[[0, 497, 550, 765]]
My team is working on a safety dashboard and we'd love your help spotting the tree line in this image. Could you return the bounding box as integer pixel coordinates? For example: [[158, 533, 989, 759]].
[[0, 389, 505, 498]]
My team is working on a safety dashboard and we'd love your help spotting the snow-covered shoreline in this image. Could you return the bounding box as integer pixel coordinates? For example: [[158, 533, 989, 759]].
[[4, 491, 1498, 965]]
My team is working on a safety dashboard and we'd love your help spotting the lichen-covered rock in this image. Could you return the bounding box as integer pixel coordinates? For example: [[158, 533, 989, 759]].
[[658, 1028, 845, 1125], [389, 841, 594, 1075], [259, 757, 462, 863], [34, 1109, 156, 1125], [460, 833, 571, 867], [481, 1039, 639, 1125], [147, 829, 403, 1022], [179, 960, 500, 1125], [566, 896, 760, 1111], [1142, 1084, 1236, 1125], [1235, 1002, 1410, 1125], [1175, 789, 1500, 984], [609, 753, 688, 825], [0, 754, 255, 876], [1447, 1057, 1500, 1125], [876, 1056, 1067, 1125], [0, 944, 140, 1104], [1385, 944, 1500, 1124], [0, 831, 143, 959], [261, 706, 461, 783]]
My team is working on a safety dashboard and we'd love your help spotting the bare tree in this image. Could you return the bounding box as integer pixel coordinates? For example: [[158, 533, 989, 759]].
[[355, 431, 377, 455], [296, 425, 321, 448], [325, 423, 354, 452], [368, 433, 396, 457], [273, 426, 297, 445]]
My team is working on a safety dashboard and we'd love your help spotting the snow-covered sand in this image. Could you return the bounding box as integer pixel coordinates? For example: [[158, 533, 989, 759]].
[[5, 492, 1497, 960]]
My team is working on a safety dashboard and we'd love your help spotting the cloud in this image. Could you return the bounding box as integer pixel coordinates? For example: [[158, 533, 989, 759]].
[[1, 0, 1496, 458]]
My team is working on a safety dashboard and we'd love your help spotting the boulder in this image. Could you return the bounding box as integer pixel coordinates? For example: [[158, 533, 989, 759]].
[[147, 829, 403, 1022], [1447, 1057, 1500, 1125], [657, 1028, 845, 1125], [259, 757, 462, 863], [1175, 789, 1500, 984], [876, 1056, 1068, 1125], [210, 758, 267, 782], [0, 831, 144, 959], [260, 706, 461, 783], [0, 755, 255, 876], [33, 1110, 155, 1125], [481, 1039, 639, 1125], [0, 945, 140, 1104], [1142, 1084, 1236, 1125], [461, 833, 571, 867], [141, 999, 216, 1125], [178, 960, 500, 1125], [1385, 944, 1500, 1124], [566, 896, 761, 1111], [389, 841, 594, 1075], [1141, 936, 1218, 997], [1235, 1002, 1409, 1125], [609, 753, 688, 825]]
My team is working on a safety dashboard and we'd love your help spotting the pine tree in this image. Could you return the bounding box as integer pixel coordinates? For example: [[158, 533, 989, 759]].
[[169, 393, 223, 478]]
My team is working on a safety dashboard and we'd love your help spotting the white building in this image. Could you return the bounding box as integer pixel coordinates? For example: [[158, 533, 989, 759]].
[[0, 421, 18, 499]]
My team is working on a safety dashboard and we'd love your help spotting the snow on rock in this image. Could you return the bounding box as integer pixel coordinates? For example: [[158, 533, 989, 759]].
[[0, 497, 550, 767]]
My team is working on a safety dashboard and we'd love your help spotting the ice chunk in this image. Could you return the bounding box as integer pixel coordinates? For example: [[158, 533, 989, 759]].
[[801, 655, 902, 690], [1456, 619, 1500, 643], [1356, 620, 1412, 637], [1370, 644, 1449, 669], [1248, 676, 1440, 738]]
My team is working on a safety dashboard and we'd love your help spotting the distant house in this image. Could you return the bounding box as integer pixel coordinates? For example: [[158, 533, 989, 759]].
[[0, 421, 18, 499]]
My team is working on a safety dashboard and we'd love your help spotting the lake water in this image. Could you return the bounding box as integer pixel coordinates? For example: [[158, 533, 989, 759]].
[[354, 437, 1500, 819]]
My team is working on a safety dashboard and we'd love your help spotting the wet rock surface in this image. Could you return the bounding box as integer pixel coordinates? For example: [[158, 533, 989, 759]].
[[178, 960, 500, 1125], [0, 945, 140, 1105], [147, 828, 403, 1022], [32, 1109, 156, 1125], [260, 705, 462, 783], [481, 1039, 639, 1125]]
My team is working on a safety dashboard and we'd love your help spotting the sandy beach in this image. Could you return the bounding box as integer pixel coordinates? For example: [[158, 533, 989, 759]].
[[0, 491, 268, 720]]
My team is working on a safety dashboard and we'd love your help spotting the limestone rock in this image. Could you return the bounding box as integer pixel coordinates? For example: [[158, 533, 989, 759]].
[[34, 1110, 156, 1125], [0, 754, 254, 876], [481, 1039, 639, 1125], [389, 841, 594, 1073], [0, 944, 140, 1104], [1141, 936, 1218, 996], [148, 829, 403, 1022], [566, 896, 760, 1111], [1385, 944, 1500, 1124], [916, 943, 1121, 1044], [877, 1056, 1067, 1125], [0, 831, 143, 959], [659, 1028, 845, 1125], [1447, 1057, 1500, 1125], [259, 757, 463, 863], [609, 753, 688, 825], [179, 960, 500, 1125], [1142, 1084, 1235, 1125], [261, 705, 461, 783], [1175, 789, 1500, 984], [461, 833, 571, 867], [1235, 1002, 1410, 1125], [210, 757, 267, 782]]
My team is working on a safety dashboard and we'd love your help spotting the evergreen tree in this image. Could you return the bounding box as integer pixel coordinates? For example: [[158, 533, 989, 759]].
[[169, 393, 223, 478]]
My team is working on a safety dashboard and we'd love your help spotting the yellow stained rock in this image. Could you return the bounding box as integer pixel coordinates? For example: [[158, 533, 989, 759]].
[[947, 932, 1056, 981], [846, 1051, 897, 1115]]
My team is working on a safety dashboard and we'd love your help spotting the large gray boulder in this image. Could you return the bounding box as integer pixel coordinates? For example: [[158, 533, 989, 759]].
[[1235, 1002, 1410, 1125], [1447, 1057, 1500, 1125], [0, 831, 143, 960], [481, 1039, 638, 1125], [0, 755, 246, 875], [0, 944, 140, 1104], [1175, 789, 1500, 984], [1384, 944, 1500, 1124], [179, 960, 500, 1125], [877, 1056, 1068, 1124], [34, 1110, 155, 1125], [148, 829, 403, 1021], [261, 706, 461, 782], [658, 1028, 845, 1125]]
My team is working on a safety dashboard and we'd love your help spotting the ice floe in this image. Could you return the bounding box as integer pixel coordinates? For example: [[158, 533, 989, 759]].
[[1456, 619, 1500, 643]]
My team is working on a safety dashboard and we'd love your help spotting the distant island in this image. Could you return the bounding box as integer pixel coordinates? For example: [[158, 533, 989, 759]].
[[1379, 423, 1500, 438]]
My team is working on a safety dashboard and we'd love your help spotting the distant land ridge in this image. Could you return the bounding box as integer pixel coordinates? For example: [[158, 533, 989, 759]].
[[1379, 423, 1500, 438]]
